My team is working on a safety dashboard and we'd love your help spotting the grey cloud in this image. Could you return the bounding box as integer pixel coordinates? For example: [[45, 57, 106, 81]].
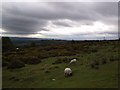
[[2, 10, 47, 34], [93, 2, 118, 17], [2, 2, 118, 39], [3, 3, 95, 21], [98, 31, 118, 35], [52, 21, 72, 27], [2, 32, 42, 35]]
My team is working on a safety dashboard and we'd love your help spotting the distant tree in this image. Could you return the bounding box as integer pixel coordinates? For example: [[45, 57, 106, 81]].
[[71, 39, 74, 42], [2, 37, 15, 52], [30, 42, 36, 47]]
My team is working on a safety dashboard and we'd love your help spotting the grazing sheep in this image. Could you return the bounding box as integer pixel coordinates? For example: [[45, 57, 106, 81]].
[[64, 68, 72, 77], [70, 59, 77, 64], [52, 79, 56, 81], [16, 47, 20, 52], [16, 48, 19, 50]]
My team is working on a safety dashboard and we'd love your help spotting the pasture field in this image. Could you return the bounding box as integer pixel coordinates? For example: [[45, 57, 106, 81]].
[[2, 40, 119, 88]]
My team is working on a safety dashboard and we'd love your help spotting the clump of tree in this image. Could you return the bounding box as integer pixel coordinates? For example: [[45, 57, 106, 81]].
[[2, 37, 15, 52]]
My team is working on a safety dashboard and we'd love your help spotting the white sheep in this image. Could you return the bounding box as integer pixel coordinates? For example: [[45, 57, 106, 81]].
[[64, 68, 72, 77], [16, 48, 19, 50], [69, 59, 77, 64]]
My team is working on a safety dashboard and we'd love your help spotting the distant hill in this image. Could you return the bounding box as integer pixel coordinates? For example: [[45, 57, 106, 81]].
[[10, 37, 68, 47], [6, 37, 119, 47]]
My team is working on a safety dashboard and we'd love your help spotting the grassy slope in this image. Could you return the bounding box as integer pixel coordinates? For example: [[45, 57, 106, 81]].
[[2, 41, 119, 88]]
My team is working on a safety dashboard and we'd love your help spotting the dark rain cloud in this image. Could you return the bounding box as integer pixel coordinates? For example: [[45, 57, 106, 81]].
[[2, 2, 118, 39], [3, 15, 47, 34]]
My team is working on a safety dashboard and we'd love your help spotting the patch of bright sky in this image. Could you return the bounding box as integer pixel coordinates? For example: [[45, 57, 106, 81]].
[[39, 20, 116, 36]]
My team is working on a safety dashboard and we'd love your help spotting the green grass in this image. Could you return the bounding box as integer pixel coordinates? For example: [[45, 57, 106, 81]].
[[3, 60, 118, 88], [3, 57, 118, 88], [2, 41, 119, 88]]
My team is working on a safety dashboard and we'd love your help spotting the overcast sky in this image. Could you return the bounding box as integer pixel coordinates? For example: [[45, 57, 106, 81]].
[[1, 2, 118, 40]]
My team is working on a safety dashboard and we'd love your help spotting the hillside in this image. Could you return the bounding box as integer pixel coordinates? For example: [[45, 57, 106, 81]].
[[10, 37, 68, 46], [2, 40, 119, 88]]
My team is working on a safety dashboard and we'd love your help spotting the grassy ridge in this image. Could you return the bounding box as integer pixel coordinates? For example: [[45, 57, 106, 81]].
[[2, 40, 119, 88]]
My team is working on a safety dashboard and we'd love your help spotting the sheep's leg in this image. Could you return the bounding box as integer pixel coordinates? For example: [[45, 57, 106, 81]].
[[65, 73, 69, 77], [69, 73, 73, 76], [64, 73, 67, 77], [64, 73, 66, 77], [67, 73, 69, 77]]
